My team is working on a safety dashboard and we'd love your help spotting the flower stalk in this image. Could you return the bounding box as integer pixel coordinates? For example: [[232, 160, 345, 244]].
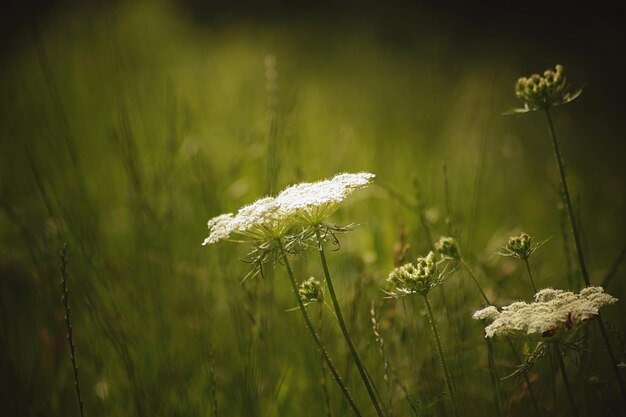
[[315, 226, 387, 417], [544, 107, 626, 401], [423, 294, 459, 417], [279, 244, 362, 417]]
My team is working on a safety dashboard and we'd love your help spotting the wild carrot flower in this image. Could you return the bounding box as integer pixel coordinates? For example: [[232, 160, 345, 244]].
[[386, 252, 445, 297], [473, 286, 618, 338], [497, 233, 547, 261], [509, 64, 582, 114]]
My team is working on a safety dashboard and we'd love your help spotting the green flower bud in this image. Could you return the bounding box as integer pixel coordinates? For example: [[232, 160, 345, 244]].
[[435, 236, 461, 260], [298, 277, 324, 303]]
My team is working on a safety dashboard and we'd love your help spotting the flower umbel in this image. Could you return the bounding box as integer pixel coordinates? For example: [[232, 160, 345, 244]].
[[508, 65, 582, 114], [386, 251, 444, 297], [497, 233, 547, 261], [473, 286, 618, 338], [435, 236, 461, 260], [203, 172, 375, 246]]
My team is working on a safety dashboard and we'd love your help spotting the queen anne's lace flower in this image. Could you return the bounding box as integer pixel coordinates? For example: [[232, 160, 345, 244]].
[[473, 286, 618, 338], [387, 251, 442, 296], [202, 172, 375, 245], [508, 65, 582, 113]]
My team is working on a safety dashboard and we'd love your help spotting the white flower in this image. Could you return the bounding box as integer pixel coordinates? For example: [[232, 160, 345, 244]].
[[202, 172, 375, 245], [275, 172, 375, 225], [473, 286, 618, 338]]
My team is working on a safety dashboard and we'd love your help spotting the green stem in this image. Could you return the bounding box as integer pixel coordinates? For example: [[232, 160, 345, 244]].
[[486, 339, 503, 416], [279, 249, 362, 417], [60, 244, 85, 417], [554, 343, 578, 417], [318, 307, 333, 417], [461, 260, 542, 414], [314, 227, 386, 417], [460, 260, 491, 305], [523, 258, 538, 295], [544, 108, 626, 401], [423, 294, 459, 417], [505, 339, 542, 417]]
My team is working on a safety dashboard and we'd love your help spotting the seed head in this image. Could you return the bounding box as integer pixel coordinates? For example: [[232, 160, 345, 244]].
[[509, 65, 581, 113], [435, 236, 461, 260], [298, 277, 324, 303]]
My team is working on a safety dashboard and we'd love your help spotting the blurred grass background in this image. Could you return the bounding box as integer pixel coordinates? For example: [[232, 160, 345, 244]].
[[1, 1, 625, 416]]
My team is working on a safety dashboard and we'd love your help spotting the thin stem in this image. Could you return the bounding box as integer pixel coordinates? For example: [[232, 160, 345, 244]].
[[544, 108, 626, 401], [423, 295, 459, 417], [523, 258, 538, 294], [318, 307, 333, 417], [486, 339, 503, 416], [460, 260, 491, 305], [544, 108, 588, 286], [279, 248, 362, 417], [505, 339, 542, 417], [314, 227, 387, 417], [554, 343, 578, 417], [60, 244, 85, 417]]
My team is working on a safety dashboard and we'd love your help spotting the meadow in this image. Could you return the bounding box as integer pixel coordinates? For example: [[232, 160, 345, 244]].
[[1, 1, 625, 416]]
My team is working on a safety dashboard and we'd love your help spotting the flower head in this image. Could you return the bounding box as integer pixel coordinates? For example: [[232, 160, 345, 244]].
[[387, 251, 443, 297], [202, 172, 374, 245], [298, 277, 324, 304], [497, 232, 547, 260], [275, 172, 375, 225], [435, 236, 461, 260], [508, 65, 582, 114], [473, 286, 618, 338]]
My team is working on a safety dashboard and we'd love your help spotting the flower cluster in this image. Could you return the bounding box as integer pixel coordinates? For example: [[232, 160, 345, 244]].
[[473, 286, 618, 338], [298, 277, 324, 304], [202, 172, 375, 246], [386, 251, 443, 297], [435, 236, 460, 260], [511, 65, 582, 113], [498, 233, 546, 260]]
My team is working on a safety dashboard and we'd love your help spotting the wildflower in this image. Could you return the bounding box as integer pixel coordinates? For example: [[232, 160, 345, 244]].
[[275, 172, 375, 225], [497, 232, 547, 260], [435, 236, 460, 260], [386, 251, 443, 297], [202, 172, 375, 246], [298, 277, 324, 304], [473, 286, 618, 338], [508, 65, 582, 113]]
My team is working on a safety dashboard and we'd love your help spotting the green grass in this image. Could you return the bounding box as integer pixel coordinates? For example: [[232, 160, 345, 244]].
[[1, 1, 625, 416]]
